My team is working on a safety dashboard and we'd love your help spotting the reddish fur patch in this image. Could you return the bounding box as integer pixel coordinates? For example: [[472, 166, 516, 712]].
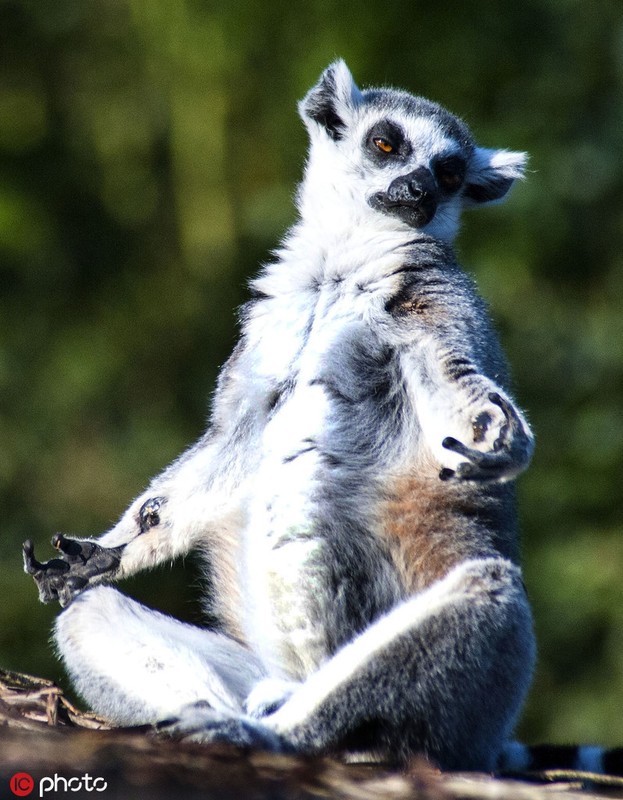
[[378, 473, 478, 594]]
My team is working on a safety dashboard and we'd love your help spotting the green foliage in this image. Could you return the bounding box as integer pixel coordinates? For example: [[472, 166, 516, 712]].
[[1, 0, 622, 744]]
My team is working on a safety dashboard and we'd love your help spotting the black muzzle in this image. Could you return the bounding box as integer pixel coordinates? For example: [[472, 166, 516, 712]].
[[369, 167, 439, 228]]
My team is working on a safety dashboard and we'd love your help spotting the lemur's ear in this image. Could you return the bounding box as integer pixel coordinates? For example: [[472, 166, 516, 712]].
[[299, 60, 363, 141], [463, 148, 528, 205]]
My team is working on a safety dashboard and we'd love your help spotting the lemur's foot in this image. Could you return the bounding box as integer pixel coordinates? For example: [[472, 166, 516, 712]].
[[23, 535, 125, 608], [244, 678, 299, 718], [440, 393, 533, 483], [157, 703, 285, 751]]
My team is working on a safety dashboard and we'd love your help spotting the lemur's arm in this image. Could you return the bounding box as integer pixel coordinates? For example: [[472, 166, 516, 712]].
[[23, 436, 243, 607], [24, 342, 262, 607], [394, 262, 534, 484], [409, 338, 534, 483]]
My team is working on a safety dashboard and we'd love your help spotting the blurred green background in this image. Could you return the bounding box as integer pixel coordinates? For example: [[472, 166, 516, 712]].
[[1, 0, 622, 747]]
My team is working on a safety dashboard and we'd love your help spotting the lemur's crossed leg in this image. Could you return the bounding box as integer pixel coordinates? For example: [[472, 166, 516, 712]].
[[158, 557, 534, 770], [53, 585, 267, 726]]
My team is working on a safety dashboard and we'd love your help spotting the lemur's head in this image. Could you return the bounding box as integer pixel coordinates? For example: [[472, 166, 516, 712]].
[[298, 61, 526, 241]]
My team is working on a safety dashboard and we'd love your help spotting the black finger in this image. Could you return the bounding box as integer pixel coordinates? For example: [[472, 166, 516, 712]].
[[442, 436, 473, 457], [22, 540, 44, 574]]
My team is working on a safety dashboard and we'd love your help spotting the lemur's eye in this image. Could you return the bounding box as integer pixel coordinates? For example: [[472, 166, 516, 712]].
[[373, 137, 394, 154], [435, 156, 466, 192], [438, 171, 462, 191]]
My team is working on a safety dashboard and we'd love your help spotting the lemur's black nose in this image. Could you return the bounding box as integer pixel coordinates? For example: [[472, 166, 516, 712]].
[[388, 167, 437, 207], [407, 183, 426, 202], [381, 168, 438, 227], [368, 167, 440, 228]]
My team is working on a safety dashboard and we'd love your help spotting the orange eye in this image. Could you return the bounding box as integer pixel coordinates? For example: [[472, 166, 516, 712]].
[[373, 137, 394, 154]]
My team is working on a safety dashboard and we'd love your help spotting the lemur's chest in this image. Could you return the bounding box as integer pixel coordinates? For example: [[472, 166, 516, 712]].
[[247, 240, 414, 384], [239, 378, 342, 677], [237, 246, 464, 676]]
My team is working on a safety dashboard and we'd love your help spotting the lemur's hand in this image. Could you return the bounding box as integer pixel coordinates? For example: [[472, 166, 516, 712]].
[[23, 535, 125, 608], [439, 392, 533, 483]]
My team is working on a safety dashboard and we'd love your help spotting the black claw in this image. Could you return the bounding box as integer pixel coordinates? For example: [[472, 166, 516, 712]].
[[23, 539, 50, 575], [52, 533, 68, 552], [22, 536, 126, 607], [442, 436, 471, 457], [439, 392, 531, 483], [23, 539, 70, 577], [52, 533, 97, 561], [488, 391, 510, 415]]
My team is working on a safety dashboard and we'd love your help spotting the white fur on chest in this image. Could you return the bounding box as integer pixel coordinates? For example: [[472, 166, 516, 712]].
[[241, 411, 328, 679], [240, 234, 410, 678]]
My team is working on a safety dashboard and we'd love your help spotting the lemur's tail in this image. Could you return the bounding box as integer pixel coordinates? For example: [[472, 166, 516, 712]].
[[499, 741, 623, 777]]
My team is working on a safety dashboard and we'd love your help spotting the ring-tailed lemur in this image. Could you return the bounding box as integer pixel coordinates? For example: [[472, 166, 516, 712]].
[[24, 61, 536, 771]]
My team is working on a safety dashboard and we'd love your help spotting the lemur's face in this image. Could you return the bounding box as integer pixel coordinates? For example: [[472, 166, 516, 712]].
[[299, 61, 526, 241], [359, 106, 474, 232]]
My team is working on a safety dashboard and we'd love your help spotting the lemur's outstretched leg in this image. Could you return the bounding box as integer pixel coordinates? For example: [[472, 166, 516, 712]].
[[53, 585, 267, 726], [159, 557, 535, 770]]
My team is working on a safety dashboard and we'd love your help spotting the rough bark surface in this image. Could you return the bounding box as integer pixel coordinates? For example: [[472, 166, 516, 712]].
[[0, 669, 619, 799]]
